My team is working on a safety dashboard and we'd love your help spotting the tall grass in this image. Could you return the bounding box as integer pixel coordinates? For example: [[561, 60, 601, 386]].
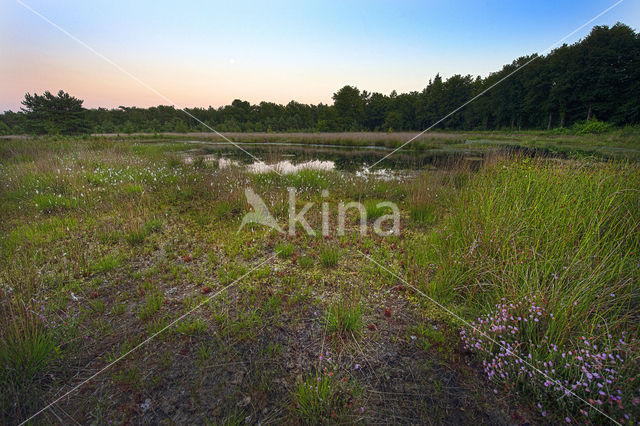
[[407, 156, 640, 421], [0, 301, 57, 420], [319, 246, 341, 268], [325, 300, 363, 338], [410, 157, 639, 340]]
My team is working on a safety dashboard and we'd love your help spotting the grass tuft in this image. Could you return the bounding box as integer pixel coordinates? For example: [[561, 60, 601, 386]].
[[276, 242, 295, 259], [293, 369, 355, 423], [319, 246, 341, 268], [325, 300, 362, 338], [137, 293, 164, 320], [0, 302, 57, 419]]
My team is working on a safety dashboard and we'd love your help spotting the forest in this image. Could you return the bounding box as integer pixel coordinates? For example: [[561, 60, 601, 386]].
[[1, 23, 638, 135]]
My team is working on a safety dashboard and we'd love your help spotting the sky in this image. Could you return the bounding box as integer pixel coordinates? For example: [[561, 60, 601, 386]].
[[1, 0, 638, 111]]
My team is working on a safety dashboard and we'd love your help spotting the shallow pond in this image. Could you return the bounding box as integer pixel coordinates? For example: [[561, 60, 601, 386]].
[[177, 140, 490, 176]]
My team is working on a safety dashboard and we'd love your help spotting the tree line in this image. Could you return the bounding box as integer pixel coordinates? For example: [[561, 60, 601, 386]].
[[1, 23, 638, 135]]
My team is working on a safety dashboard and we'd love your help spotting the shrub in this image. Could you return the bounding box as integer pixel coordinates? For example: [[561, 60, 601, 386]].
[[573, 119, 614, 135]]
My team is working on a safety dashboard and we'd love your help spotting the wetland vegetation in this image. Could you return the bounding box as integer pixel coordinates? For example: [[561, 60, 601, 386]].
[[1, 134, 638, 424]]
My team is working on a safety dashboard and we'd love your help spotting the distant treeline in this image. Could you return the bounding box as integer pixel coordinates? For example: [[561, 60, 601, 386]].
[[1, 23, 638, 135]]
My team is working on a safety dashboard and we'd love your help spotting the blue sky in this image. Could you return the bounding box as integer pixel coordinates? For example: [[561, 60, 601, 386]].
[[1, 0, 638, 111]]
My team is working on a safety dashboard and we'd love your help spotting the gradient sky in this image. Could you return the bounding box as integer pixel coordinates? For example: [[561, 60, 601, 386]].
[[1, 0, 638, 111]]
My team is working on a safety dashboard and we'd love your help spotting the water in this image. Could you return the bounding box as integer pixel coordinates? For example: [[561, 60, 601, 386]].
[[178, 140, 488, 174]]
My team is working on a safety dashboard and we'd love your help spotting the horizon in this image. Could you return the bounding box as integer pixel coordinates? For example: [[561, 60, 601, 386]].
[[2, 0, 639, 112]]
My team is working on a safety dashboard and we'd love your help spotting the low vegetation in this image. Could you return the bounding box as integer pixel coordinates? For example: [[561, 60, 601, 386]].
[[325, 300, 363, 339], [0, 135, 638, 424]]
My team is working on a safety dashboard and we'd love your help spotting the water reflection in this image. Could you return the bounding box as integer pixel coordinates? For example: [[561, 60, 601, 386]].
[[178, 140, 484, 172], [246, 160, 335, 174]]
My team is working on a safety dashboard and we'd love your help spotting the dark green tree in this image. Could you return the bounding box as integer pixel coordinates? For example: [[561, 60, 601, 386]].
[[332, 85, 365, 130], [363, 92, 389, 130], [21, 90, 90, 135]]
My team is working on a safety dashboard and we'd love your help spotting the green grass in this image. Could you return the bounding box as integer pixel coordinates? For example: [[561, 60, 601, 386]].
[[176, 318, 207, 335], [1, 136, 638, 424], [111, 301, 127, 316], [124, 226, 147, 246], [293, 371, 355, 424], [0, 304, 57, 419], [88, 299, 106, 314], [286, 169, 330, 189], [90, 253, 121, 274], [137, 293, 164, 321], [409, 202, 436, 224], [364, 199, 387, 220], [319, 246, 341, 268], [143, 218, 162, 234], [146, 316, 170, 336], [410, 324, 446, 351], [408, 157, 639, 340], [123, 184, 144, 195], [325, 300, 362, 338], [297, 255, 314, 268], [217, 263, 248, 285], [276, 242, 295, 259], [124, 218, 162, 246], [34, 193, 78, 214]]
